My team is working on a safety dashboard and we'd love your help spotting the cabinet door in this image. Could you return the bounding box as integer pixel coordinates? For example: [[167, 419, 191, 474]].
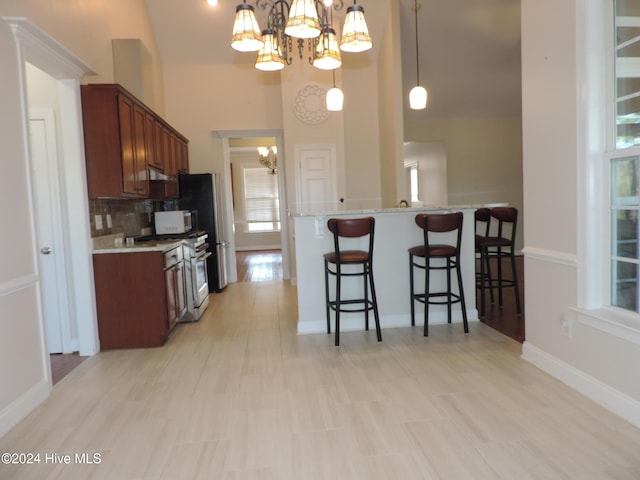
[[132, 104, 149, 196], [177, 139, 189, 173], [145, 112, 163, 171], [176, 261, 187, 320], [165, 265, 178, 330], [117, 95, 137, 195]]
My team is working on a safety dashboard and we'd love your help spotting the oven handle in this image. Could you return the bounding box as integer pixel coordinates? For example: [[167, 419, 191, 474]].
[[196, 251, 212, 261]]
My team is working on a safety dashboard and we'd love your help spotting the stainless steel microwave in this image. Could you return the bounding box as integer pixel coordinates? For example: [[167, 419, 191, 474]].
[[154, 210, 192, 235]]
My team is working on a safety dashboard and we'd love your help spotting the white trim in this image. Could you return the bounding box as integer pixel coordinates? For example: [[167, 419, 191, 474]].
[[0, 379, 50, 438], [0, 274, 39, 297], [3, 17, 96, 78], [570, 306, 640, 346], [522, 342, 640, 429], [521, 246, 577, 267]]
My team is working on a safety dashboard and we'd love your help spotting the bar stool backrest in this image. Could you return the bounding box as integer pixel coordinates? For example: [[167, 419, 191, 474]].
[[327, 217, 376, 261], [490, 207, 518, 244], [475, 208, 491, 237], [415, 212, 463, 249]]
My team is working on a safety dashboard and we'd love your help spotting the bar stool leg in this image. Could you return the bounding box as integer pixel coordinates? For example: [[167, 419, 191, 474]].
[[324, 259, 331, 334], [409, 253, 416, 326], [497, 246, 504, 307], [424, 256, 430, 337], [480, 245, 487, 318], [364, 264, 370, 331], [446, 258, 453, 324], [456, 254, 470, 333], [510, 252, 522, 315], [335, 265, 341, 346], [368, 263, 382, 341]]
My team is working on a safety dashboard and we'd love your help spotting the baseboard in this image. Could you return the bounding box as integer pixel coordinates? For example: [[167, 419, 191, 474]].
[[297, 310, 479, 335], [235, 245, 281, 252], [522, 342, 640, 428], [0, 379, 50, 438]]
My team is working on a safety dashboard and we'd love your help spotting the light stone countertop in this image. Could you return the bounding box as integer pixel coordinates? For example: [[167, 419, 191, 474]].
[[92, 233, 184, 254], [288, 203, 506, 218]]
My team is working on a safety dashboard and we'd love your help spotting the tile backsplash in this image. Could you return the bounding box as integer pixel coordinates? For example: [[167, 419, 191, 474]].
[[89, 198, 179, 238]]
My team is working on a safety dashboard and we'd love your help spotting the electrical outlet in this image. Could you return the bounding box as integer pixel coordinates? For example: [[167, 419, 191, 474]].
[[315, 216, 325, 238], [106, 214, 112, 229], [95, 214, 103, 230], [560, 312, 572, 338]]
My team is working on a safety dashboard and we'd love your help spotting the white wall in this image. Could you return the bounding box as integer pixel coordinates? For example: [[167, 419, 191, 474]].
[[0, 0, 163, 437], [521, 0, 640, 427]]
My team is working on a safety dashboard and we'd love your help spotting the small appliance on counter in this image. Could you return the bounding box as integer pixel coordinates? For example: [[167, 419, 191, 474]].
[[154, 210, 192, 235]]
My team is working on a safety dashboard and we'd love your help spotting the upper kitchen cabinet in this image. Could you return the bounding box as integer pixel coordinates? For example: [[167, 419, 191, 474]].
[[81, 84, 189, 199]]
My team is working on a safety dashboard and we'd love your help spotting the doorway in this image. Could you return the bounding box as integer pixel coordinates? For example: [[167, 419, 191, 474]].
[[7, 18, 99, 389], [229, 137, 284, 283]]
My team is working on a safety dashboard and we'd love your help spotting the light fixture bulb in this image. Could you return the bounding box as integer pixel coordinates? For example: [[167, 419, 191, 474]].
[[326, 87, 344, 111], [340, 4, 372, 52], [409, 85, 427, 110], [285, 0, 321, 39], [231, 3, 264, 52], [255, 29, 286, 71], [206, 0, 218, 6], [313, 28, 342, 70], [323, 0, 334, 6]]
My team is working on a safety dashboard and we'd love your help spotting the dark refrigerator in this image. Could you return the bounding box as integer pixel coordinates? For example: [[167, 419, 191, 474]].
[[179, 173, 229, 292]]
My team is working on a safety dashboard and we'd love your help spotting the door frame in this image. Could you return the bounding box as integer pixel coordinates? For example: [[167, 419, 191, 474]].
[[5, 17, 99, 359], [215, 129, 290, 282]]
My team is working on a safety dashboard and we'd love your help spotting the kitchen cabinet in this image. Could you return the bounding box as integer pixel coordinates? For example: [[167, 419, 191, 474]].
[[164, 246, 187, 330], [81, 84, 189, 199], [93, 248, 187, 349]]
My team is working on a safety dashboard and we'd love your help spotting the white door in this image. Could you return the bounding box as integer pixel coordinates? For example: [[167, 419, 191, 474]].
[[29, 110, 72, 354], [295, 144, 338, 214]]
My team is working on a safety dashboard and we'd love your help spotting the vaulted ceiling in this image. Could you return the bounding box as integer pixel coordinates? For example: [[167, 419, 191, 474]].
[[144, 0, 521, 121]]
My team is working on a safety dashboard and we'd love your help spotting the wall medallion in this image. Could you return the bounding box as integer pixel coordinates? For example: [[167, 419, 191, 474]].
[[293, 84, 329, 125]]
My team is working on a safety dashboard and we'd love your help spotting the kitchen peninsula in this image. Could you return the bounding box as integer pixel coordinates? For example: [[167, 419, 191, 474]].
[[291, 206, 480, 336]]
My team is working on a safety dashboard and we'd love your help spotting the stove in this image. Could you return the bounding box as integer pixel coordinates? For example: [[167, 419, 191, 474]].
[[136, 230, 210, 322]]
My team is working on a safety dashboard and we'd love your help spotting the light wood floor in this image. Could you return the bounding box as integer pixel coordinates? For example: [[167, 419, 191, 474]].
[[236, 249, 283, 282], [4, 280, 640, 479]]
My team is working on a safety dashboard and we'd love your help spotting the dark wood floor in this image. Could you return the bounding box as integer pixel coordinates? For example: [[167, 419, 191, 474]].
[[50, 352, 86, 385], [477, 255, 525, 343], [236, 249, 283, 282]]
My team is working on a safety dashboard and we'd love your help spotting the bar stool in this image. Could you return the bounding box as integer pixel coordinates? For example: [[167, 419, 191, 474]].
[[475, 207, 494, 304], [409, 212, 469, 337], [477, 207, 522, 318], [323, 217, 382, 346]]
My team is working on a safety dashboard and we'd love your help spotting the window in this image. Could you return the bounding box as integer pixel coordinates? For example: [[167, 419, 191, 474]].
[[609, 2, 640, 313], [405, 161, 419, 204], [243, 167, 280, 233]]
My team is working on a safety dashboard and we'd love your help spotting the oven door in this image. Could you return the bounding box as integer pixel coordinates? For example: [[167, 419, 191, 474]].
[[193, 250, 211, 308]]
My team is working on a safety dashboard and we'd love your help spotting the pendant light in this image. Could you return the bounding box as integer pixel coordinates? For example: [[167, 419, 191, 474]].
[[409, 0, 427, 110], [285, 0, 321, 39], [340, 1, 372, 53], [326, 70, 344, 111], [255, 29, 286, 71], [313, 27, 342, 70], [231, 1, 264, 52]]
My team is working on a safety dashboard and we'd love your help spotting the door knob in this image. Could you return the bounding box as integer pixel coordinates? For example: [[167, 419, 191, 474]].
[[40, 247, 52, 255]]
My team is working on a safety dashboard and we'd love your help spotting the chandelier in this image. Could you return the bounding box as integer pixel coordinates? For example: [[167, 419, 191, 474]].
[[258, 146, 278, 174], [231, 0, 372, 72]]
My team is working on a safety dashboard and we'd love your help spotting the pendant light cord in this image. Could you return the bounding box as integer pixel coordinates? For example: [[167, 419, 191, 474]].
[[414, 0, 420, 86]]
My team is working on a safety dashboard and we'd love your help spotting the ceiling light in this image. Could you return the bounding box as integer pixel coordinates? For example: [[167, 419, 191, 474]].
[[409, 0, 427, 110], [206, 0, 219, 6], [339, 2, 371, 53], [285, 0, 321, 39], [231, 2, 264, 52], [258, 146, 278, 174], [231, 0, 370, 72], [326, 70, 343, 111], [313, 27, 342, 70], [255, 29, 286, 71]]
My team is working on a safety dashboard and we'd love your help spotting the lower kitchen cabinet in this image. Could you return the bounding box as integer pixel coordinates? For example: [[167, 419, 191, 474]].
[[93, 250, 184, 349]]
